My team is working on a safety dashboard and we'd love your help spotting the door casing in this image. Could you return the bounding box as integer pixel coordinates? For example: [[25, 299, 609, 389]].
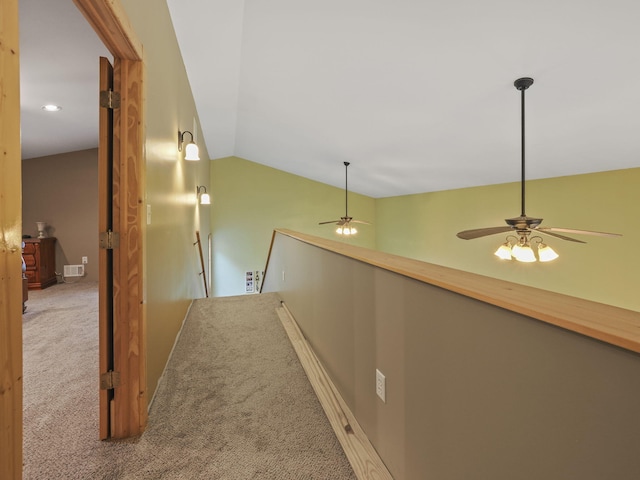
[[72, 0, 147, 440]]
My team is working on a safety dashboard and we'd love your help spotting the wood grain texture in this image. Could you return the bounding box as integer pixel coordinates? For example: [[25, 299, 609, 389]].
[[277, 305, 394, 480], [72, 0, 142, 60], [274, 229, 640, 353], [75, 0, 146, 441], [111, 57, 146, 438], [0, 0, 23, 477]]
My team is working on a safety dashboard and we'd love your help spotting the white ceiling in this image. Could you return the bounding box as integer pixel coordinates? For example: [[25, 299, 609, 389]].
[[19, 0, 110, 160], [20, 0, 640, 198]]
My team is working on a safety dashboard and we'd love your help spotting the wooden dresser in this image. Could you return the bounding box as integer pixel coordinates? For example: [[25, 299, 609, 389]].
[[23, 237, 57, 290]]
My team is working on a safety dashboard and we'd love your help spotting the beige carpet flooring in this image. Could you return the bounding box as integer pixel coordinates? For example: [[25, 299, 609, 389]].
[[22, 282, 356, 479]]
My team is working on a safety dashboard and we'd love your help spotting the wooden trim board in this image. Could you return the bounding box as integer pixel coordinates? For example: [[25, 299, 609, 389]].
[[273, 229, 640, 354], [0, 0, 24, 477], [277, 304, 394, 480]]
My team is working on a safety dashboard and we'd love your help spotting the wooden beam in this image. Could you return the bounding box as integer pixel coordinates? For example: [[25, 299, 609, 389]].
[[72, 0, 142, 61], [0, 0, 24, 477]]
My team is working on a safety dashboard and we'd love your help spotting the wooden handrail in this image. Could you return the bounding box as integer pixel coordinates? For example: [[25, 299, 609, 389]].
[[272, 229, 640, 354], [195, 231, 209, 298]]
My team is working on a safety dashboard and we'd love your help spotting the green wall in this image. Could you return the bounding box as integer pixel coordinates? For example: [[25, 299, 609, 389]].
[[211, 157, 375, 297], [211, 159, 638, 312], [377, 167, 639, 311]]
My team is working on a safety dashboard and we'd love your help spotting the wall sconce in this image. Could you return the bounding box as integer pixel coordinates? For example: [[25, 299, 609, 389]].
[[178, 130, 200, 161], [196, 185, 210, 205], [495, 234, 559, 263]]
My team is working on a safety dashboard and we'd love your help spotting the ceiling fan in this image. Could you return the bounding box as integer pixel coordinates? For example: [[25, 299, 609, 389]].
[[319, 161, 371, 235], [456, 77, 621, 262]]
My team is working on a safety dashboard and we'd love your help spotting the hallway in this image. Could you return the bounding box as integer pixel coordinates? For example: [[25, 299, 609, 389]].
[[23, 284, 355, 479]]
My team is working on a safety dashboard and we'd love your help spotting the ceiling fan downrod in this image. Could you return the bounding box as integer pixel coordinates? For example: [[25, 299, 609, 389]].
[[344, 161, 350, 219], [514, 77, 533, 217]]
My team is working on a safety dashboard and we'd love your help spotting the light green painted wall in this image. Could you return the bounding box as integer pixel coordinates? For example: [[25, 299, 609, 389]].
[[210, 160, 638, 311], [121, 0, 211, 399], [377, 168, 640, 312], [210, 157, 375, 297]]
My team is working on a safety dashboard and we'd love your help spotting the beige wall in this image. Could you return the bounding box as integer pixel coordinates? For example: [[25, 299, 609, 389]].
[[211, 156, 375, 297], [264, 232, 640, 480], [22, 149, 99, 282], [120, 0, 211, 400]]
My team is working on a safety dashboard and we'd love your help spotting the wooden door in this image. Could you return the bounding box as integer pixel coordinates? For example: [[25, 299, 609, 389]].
[[98, 55, 147, 440], [98, 56, 115, 439]]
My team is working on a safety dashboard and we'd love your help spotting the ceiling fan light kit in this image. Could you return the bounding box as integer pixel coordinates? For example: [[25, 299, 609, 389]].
[[319, 161, 371, 236], [456, 77, 621, 263]]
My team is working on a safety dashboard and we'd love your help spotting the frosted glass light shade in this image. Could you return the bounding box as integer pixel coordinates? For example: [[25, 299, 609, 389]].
[[512, 243, 536, 262], [200, 193, 211, 205], [185, 142, 200, 161], [494, 243, 513, 260], [337, 225, 357, 236], [538, 243, 559, 262]]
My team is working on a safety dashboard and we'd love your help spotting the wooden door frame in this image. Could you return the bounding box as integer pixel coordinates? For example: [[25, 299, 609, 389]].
[[72, 0, 147, 439], [0, 0, 24, 476], [1, 1, 145, 473]]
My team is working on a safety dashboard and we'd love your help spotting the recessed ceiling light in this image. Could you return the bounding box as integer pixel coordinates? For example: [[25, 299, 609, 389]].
[[41, 104, 62, 112]]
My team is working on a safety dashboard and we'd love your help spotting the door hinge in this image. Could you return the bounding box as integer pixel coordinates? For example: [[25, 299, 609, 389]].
[[99, 230, 120, 250], [100, 89, 121, 109], [100, 371, 121, 390]]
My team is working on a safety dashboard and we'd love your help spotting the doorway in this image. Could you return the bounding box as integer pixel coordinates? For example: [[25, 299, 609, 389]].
[[0, 0, 146, 475]]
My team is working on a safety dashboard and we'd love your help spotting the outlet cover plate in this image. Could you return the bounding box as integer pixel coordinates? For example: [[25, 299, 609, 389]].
[[376, 369, 386, 403]]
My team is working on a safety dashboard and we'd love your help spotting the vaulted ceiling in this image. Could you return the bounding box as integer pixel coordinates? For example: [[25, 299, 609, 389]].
[[20, 0, 640, 198]]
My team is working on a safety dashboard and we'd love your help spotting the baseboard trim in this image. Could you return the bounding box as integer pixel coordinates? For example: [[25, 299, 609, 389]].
[[277, 302, 394, 480]]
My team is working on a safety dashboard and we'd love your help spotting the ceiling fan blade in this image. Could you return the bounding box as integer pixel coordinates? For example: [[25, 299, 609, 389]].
[[456, 226, 513, 240], [534, 229, 586, 243], [351, 219, 371, 225], [538, 227, 622, 238], [318, 220, 340, 225]]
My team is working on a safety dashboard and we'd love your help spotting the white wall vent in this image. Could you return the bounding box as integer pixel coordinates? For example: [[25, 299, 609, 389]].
[[64, 264, 85, 277]]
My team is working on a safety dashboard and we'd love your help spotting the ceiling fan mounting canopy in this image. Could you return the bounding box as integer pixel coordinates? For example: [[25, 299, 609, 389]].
[[514, 77, 534, 90], [505, 215, 542, 230]]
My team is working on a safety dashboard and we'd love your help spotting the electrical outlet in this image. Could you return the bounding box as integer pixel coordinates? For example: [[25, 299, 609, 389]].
[[376, 369, 386, 403], [82, 256, 88, 264]]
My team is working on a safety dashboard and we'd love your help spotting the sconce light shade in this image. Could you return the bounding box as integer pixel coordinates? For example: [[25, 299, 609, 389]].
[[185, 142, 200, 161], [196, 186, 210, 205], [179, 130, 200, 161]]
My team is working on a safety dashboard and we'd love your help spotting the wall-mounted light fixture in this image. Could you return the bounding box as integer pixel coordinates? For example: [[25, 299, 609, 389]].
[[178, 130, 200, 161], [196, 186, 210, 205]]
